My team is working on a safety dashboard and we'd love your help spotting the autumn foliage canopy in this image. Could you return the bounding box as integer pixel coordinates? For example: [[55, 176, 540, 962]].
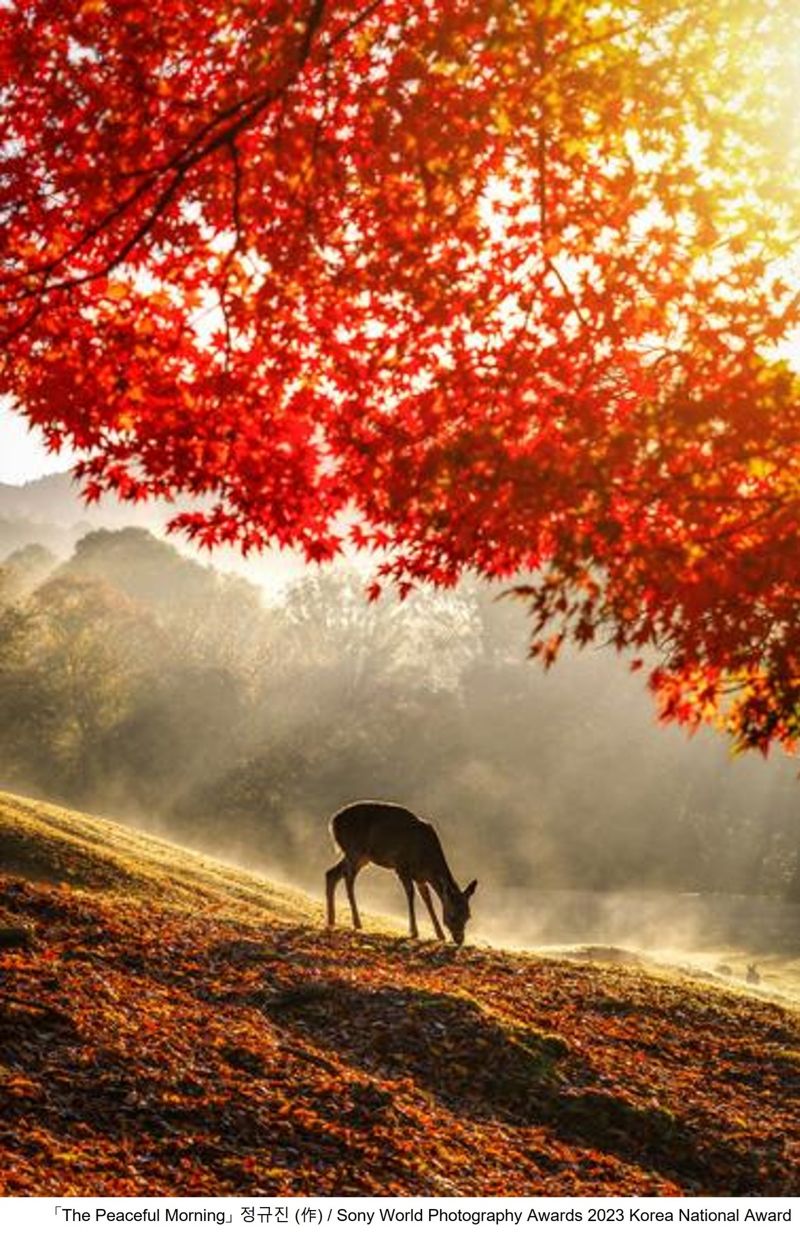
[[2, 0, 800, 749]]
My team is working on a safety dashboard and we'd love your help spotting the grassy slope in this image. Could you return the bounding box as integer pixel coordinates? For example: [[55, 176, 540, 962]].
[[0, 790, 798, 1198]]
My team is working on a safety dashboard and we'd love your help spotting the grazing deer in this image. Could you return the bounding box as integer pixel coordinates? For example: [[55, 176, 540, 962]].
[[325, 800, 477, 944]]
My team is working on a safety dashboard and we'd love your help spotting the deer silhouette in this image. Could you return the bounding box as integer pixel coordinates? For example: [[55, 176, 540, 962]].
[[325, 800, 477, 944]]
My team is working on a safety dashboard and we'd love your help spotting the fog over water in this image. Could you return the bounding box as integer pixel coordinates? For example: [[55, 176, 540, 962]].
[[320, 872, 800, 1002]]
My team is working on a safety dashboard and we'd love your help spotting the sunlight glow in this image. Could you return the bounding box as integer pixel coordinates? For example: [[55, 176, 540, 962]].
[[0, 402, 77, 484]]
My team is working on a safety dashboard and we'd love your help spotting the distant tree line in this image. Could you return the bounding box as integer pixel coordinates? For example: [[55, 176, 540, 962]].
[[1, 526, 799, 900]]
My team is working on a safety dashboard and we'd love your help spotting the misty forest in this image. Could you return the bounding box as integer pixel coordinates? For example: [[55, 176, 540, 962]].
[[2, 474, 800, 950]]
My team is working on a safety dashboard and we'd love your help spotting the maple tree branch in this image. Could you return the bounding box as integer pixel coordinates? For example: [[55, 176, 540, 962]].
[[545, 257, 591, 328], [530, 22, 591, 334], [228, 138, 245, 254], [2, 0, 328, 315], [214, 143, 245, 388], [323, 0, 387, 52], [555, 19, 641, 62], [535, 20, 548, 247], [691, 498, 789, 547]]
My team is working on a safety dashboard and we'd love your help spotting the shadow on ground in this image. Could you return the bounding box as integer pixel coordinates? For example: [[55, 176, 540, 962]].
[[268, 977, 774, 1193]]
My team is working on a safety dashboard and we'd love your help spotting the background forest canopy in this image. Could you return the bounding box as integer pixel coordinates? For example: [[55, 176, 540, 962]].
[[3, 0, 800, 758], [1, 482, 800, 918]]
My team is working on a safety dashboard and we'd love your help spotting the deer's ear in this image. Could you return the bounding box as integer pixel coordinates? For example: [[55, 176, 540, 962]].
[[464, 879, 478, 899]]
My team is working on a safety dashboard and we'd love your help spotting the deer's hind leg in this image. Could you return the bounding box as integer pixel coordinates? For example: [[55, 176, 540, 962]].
[[343, 857, 364, 930], [326, 856, 364, 931], [325, 858, 347, 928], [417, 881, 445, 941]]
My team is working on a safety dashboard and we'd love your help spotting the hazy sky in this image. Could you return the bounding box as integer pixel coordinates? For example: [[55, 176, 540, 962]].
[[0, 404, 76, 485]]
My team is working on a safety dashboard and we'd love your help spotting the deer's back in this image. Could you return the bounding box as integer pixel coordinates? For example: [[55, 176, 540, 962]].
[[331, 800, 441, 873]]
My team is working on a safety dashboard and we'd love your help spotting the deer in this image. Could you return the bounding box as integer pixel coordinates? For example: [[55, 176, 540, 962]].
[[325, 800, 477, 945]]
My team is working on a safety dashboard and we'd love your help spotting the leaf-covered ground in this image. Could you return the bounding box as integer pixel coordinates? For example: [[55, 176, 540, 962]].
[[0, 792, 798, 1196]]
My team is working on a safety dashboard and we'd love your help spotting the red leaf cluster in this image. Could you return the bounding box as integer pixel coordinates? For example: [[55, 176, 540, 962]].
[[2, 1, 800, 747]]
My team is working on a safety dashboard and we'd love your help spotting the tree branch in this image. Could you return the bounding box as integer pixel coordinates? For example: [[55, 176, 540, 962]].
[[2, 0, 328, 315]]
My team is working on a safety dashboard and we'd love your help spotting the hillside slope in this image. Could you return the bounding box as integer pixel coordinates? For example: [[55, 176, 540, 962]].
[[0, 790, 319, 923], [0, 792, 798, 1197]]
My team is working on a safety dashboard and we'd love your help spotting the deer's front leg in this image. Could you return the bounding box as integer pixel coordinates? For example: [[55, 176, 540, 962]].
[[417, 881, 445, 941], [398, 871, 418, 939]]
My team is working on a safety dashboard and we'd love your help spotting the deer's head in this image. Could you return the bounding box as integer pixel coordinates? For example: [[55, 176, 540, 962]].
[[442, 879, 478, 945]]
